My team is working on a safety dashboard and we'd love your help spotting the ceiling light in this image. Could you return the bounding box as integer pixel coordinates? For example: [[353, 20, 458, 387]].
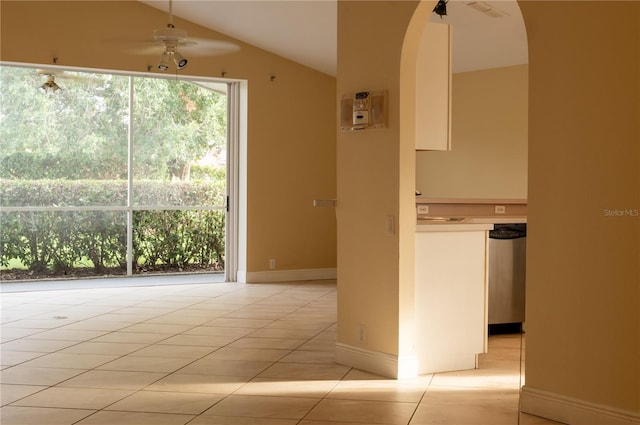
[[158, 51, 171, 70], [173, 51, 188, 70], [433, 0, 448, 18], [158, 47, 188, 71], [40, 75, 62, 93]]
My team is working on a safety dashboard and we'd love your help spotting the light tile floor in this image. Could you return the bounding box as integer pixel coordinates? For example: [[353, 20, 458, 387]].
[[0, 277, 565, 425]]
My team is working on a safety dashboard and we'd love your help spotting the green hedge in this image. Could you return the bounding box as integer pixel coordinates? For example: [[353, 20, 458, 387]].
[[0, 179, 225, 278], [0, 152, 126, 180], [134, 209, 225, 271], [0, 178, 225, 208]]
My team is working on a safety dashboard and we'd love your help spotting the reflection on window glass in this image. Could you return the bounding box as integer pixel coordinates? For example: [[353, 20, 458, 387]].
[[133, 210, 225, 273], [0, 66, 129, 207], [0, 211, 127, 278], [0, 65, 227, 281], [133, 78, 227, 207]]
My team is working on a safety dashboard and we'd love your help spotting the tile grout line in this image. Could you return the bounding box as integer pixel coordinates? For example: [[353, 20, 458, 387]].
[[405, 373, 436, 425], [293, 365, 354, 425]]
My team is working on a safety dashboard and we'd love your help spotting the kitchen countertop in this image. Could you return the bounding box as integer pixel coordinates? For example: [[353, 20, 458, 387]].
[[416, 221, 494, 232], [416, 217, 525, 232], [463, 216, 527, 224], [415, 198, 527, 225], [415, 198, 527, 205]]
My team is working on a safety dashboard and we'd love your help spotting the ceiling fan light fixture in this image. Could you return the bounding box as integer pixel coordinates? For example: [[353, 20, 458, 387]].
[[158, 51, 171, 70], [40, 76, 61, 93], [173, 51, 188, 69]]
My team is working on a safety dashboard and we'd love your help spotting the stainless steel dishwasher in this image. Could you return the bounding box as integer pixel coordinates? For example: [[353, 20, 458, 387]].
[[488, 223, 526, 334]]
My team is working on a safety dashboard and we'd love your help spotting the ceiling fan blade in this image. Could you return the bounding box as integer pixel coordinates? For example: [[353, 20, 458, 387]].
[[119, 40, 167, 56], [176, 38, 240, 56], [36, 68, 91, 81], [104, 37, 239, 57], [101, 36, 160, 53], [36, 68, 65, 77]]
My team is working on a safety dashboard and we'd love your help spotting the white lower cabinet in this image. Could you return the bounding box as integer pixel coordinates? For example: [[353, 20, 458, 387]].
[[415, 226, 489, 374]]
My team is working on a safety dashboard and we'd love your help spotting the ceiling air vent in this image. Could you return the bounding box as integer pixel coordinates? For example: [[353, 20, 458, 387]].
[[466, 1, 510, 18]]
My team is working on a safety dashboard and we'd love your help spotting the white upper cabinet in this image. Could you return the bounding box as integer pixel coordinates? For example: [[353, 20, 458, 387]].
[[415, 23, 452, 151]]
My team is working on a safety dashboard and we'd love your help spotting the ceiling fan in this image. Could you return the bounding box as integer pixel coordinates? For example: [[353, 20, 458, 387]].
[[40, 73, 62, 93], [36, 68, 71, 93], [35, 68, 98, 93], [122, 0, 239, 71]]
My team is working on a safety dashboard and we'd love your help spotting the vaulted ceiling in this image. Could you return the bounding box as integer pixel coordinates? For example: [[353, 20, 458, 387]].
[[138, 0, 528, 76]]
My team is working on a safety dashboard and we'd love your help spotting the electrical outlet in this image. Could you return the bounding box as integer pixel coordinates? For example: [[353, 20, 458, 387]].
[[495, 205, 506, 214], [417, 205, 429, 214], [269, 259, 276, 269], [359, 324, 366, 343]]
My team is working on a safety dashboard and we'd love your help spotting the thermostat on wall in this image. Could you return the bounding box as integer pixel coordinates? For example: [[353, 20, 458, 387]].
[[340, 90, 387, 131]]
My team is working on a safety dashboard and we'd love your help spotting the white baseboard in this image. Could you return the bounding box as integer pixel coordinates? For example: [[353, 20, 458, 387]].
[[237, 268, 336, 283], [335, 342, 418, 379], [521, 386, 640, 425]]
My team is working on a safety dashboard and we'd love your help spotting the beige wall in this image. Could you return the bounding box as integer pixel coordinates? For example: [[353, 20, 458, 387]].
[[520, 0, 640, 415], [337, 1, 439, 376], [416, 64, 528, 199], [0, 1, 337, 275], [336, 0, 421, 361]]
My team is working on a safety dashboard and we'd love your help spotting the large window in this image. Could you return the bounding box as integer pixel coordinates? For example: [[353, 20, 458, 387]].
[[0, 64, 229, 281]]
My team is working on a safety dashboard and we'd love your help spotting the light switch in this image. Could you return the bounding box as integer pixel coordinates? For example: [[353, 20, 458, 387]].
[[386, 215, 395, 235]]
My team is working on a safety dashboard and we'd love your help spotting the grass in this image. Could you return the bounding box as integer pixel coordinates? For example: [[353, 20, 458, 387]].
[[1, 258, 26, 270]]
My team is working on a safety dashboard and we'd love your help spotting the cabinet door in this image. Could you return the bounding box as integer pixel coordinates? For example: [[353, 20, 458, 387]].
[[415, 230, 487, 374], [415, 23, 451, 151]]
